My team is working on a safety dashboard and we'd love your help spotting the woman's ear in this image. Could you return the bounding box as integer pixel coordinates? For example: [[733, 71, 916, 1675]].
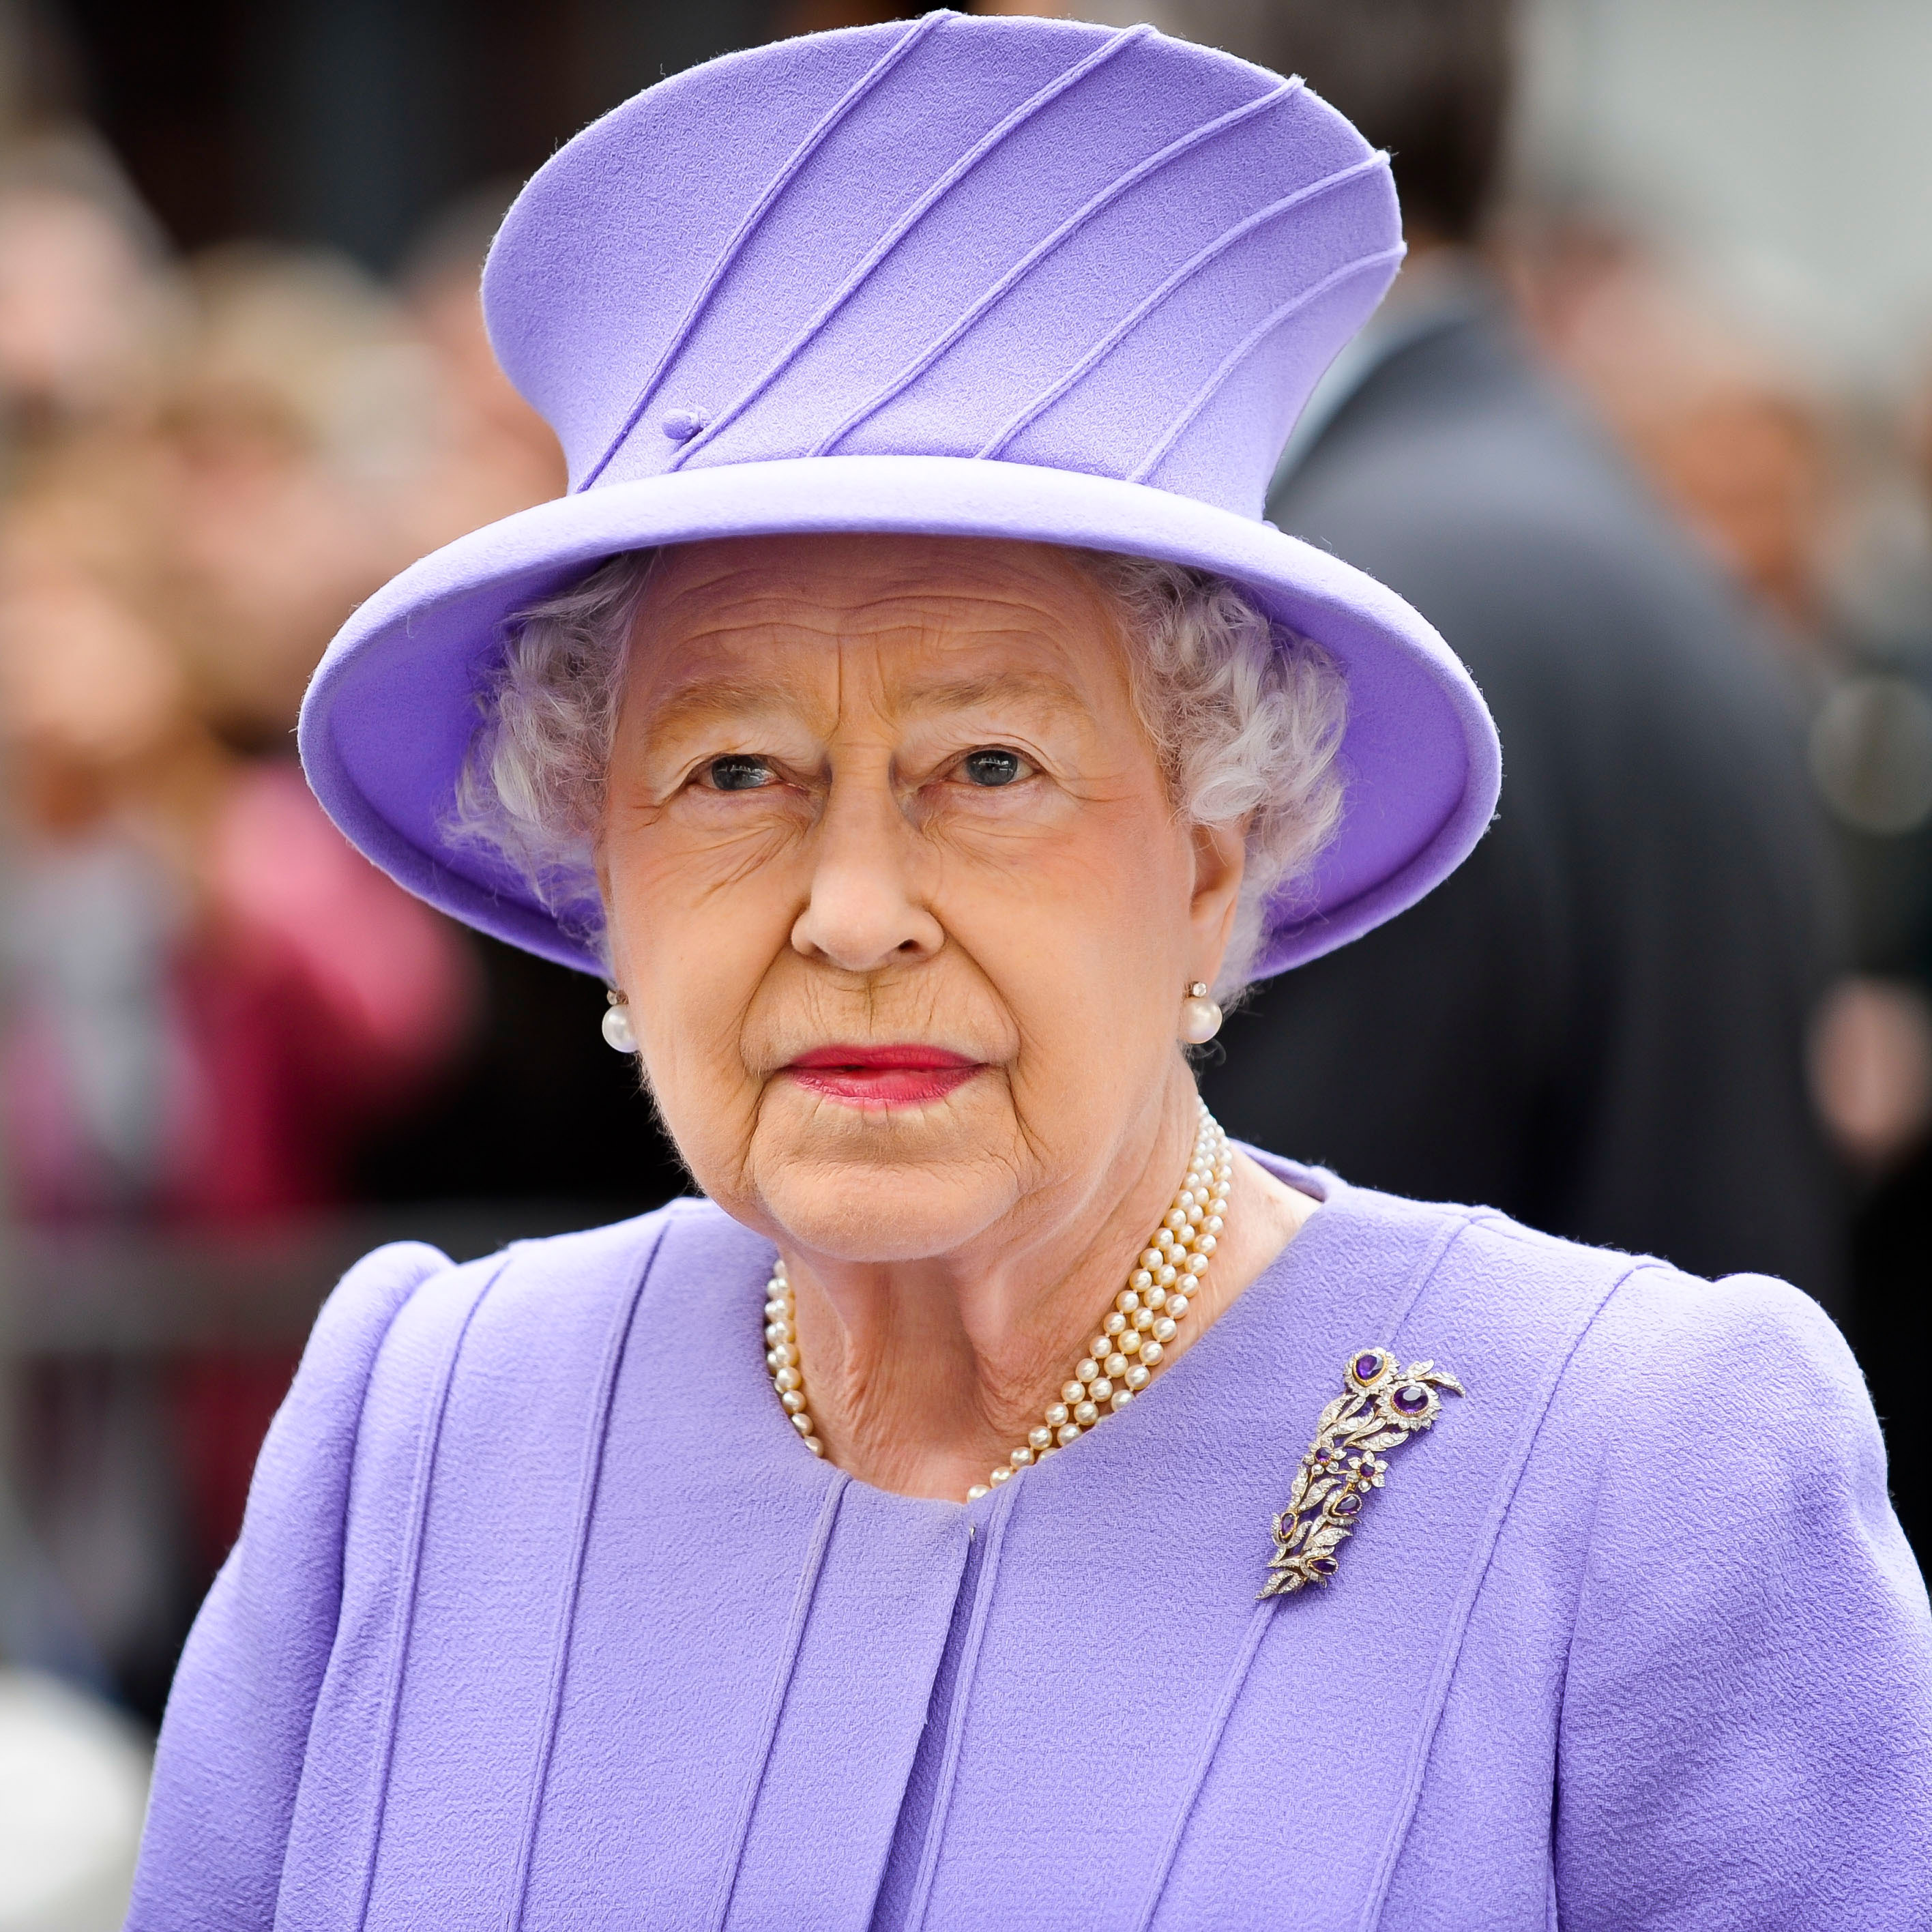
[[1187, 817, 1247, 980]]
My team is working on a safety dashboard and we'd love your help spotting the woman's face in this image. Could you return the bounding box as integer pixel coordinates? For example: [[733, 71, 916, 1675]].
[[601, 533, 1244, 1263]]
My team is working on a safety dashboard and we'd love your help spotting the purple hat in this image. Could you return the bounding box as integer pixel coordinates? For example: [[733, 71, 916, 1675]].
[[297, 9, 1499, 980]]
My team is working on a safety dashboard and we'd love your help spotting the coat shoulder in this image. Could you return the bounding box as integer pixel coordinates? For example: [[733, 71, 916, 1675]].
[[1439, 1203, 1852, 1400], [366, 1195, 737, 1367]]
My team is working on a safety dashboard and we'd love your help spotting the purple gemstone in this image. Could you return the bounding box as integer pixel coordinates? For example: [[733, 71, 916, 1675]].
[[1394, 1384, 1430, 1414], [1313, 1557, 1338, 1572], [1334, 1493, 1362, 1515], [1353, 1351, 1384, 1381]]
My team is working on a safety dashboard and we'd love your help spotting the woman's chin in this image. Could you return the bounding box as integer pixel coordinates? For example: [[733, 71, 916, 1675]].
[[747, 1102, 1024, 1262]]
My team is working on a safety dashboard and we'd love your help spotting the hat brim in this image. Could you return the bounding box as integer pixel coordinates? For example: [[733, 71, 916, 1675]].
[[298, 454, 1499, 980]]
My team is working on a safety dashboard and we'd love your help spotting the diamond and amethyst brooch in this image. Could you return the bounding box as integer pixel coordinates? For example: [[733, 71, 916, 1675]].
[[1261, 1347, 1465, 1598]]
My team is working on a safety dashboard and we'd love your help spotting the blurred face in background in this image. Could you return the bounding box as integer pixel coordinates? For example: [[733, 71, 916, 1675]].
[[156, 241, 566, 748], [1516, 235, 1836, 644], [0, 184, 171, 428], [0, 453, 200, 835], [155, 248, 437, 746], [405, 250, 566, 533]]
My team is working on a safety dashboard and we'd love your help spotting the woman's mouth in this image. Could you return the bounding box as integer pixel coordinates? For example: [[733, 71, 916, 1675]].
[[782, 1044, 984, 1108]]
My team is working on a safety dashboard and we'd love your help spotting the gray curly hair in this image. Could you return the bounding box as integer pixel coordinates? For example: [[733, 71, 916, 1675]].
[[446, 546, 1349, 998]]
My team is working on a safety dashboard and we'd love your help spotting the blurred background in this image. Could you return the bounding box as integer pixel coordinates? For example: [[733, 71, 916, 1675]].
[[0, 1, 1921, 1920]]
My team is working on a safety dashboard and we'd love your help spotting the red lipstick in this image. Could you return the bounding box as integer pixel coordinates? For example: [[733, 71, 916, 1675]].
[[782, 1044, 983, 1108]]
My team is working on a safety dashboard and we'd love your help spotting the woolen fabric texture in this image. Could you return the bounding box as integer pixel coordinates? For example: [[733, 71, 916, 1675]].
[[1204, 301, 1849, 1305], [295, 10, 1500, 980], [128, 1154, 1932, 1930]]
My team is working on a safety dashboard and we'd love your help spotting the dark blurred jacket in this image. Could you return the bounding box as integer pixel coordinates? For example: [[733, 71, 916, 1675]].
[[1203, 290, 1848, 1306]]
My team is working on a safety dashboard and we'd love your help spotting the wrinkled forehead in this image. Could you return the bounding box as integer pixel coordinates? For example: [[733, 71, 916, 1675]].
[[624, 531, 1132, 727]]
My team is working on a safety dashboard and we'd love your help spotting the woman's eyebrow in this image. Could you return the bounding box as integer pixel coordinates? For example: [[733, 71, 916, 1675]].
[[642, 676, 795, 735], [643, 667, 1087, 733], [898, 669, 1087, 717]]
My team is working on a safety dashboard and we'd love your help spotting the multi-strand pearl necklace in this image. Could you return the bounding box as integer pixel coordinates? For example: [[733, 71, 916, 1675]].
[[762, 1102, 1233, 1502]]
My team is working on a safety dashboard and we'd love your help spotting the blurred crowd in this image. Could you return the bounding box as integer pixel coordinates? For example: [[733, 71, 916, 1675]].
[[0, 127, 690, 1925], [0, 0, 1927, 1922], [0, 118, 710, 1927]]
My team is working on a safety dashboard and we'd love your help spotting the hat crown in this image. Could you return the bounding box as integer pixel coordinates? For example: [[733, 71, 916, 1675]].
[[483, 10, 1401, 521]]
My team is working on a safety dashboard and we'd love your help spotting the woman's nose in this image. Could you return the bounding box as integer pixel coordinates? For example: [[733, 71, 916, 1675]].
[[789, 773, 944, 973]]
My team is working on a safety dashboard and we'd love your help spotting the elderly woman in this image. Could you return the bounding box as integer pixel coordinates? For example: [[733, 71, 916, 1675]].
[[129, 15, 1932, 1931]]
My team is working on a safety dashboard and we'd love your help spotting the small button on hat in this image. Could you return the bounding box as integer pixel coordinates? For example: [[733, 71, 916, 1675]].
[[299, 8, 1499, 978]]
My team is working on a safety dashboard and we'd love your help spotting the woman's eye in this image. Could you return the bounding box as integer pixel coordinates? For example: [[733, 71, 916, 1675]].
[[704, 755, 775, 791], [959, 748, 1029, 788]]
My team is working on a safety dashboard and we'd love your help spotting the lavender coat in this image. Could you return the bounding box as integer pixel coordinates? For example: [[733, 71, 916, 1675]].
[[128, 1156, 1932, 1929]]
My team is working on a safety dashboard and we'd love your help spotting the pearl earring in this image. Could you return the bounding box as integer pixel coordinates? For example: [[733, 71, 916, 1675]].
[[602, 990, 638, 1053], [1180, 981, 1223, 1045]]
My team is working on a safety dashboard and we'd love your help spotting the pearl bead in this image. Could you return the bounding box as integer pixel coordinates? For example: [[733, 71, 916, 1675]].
[[1104, 1311, 1128, 1336], [990, 1465, 1012, 1484], [1029, 1426, 1053, 1450], [1145, 1284, 1167, 1309], [1140, 1248, 1165, 1272], [1088, 1377, 1113, 1401], [1116, 1289, 1141, 1315], [1089, 1336, 1111, 1360], [601, 1000, 639, 1052], [1012, 1446, 1034, 1467], [1073, 1400, 1099, 1426], [1057, 1422, 1081, 1446], [1156, 1264, 1178, 1287], [1104, 1351, 1128, 1378], [764, 1322, 789, 1345], [1132, 1307, 1154, 1331], [791, 1413, 814, 1435], [1184, 1253, 1210, 1278], [1152, 1317, 1177, 1343], [1203, 1215, 1223, 1235], [774, 1366, 802, 1392], [1045, 1404, 1069, 1428], [1109, 1389, 1133, 1411], [781, 1390, 806, 1414], [1125, 1364, 1151, 1390], [1118, 1331, 1141, 1358], [968, 1485, 990, 1499], [1185, 1203, 1204, 1225], [805, 1436, 825, 1457], [1075, 1358, 1100, 1384], [1195, 1234, 1216, 1255], [1165, 1293, 1189, 1318], [1139, 1341, 1165, 1366], [1062, 1380, 1087, 1405], [1130, 1270, 1153, 1292], [1179, 994, 1223, 1044]]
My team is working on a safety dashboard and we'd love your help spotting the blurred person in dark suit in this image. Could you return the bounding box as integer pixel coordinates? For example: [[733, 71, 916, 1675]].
[[1150, 0, 1849, 1303], [1510, 220, 1932, 1556]]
